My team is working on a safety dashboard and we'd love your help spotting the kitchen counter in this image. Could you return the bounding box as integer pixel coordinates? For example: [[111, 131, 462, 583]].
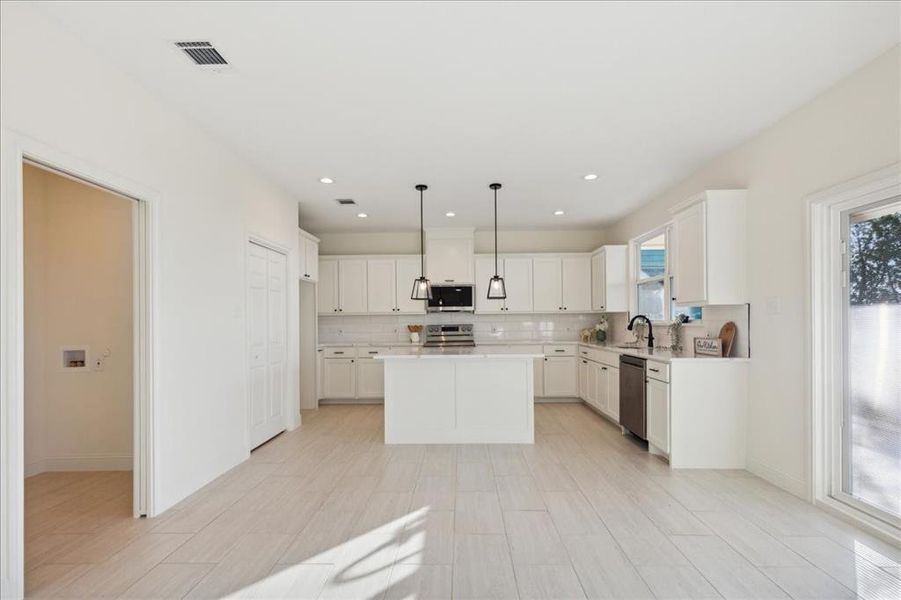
[[376, 347, 543, 359]]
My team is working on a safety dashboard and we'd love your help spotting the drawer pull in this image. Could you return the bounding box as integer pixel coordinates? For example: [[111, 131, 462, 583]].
[[649, 367, 660, 373], [368, 351, 378, 354], [554, 349, 565, 353], [582, 360, 587, 364], [333, 351, 344, 355]]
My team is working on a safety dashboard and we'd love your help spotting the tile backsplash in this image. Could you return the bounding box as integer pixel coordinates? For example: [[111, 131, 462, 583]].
[[319, 312, 603, 344], [319, 304, 750, 358]]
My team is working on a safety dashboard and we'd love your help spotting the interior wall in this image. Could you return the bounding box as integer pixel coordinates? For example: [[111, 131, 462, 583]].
[[23, 164, 133, 476], [317, 228, 606, 255], [602, 46, 901, 497], [1, 3, 302, 514]]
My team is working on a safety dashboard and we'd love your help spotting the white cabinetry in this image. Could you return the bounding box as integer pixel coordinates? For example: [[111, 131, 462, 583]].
[[475, 256, 533, 313], [561, 256, 591, 312], [606, 365, 620, 422], [577, 345, 621, 423], [318, 258, 368, 314], [531, 255, 592, 313], [532, 258, 563, 312], [579, 359, 589, 400], [542, 344, 578, 397], [323, 356, 356, 399], [590, 245, 627, 312], [356, 353, 385, 399], [670, 190, 747, 305], [366, 257, 426, 314], [299, 230, 320, 282], [646, 377, 670, 455], [426, 228, 474, 283]]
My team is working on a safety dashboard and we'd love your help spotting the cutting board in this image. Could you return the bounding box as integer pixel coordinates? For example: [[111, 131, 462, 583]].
[[719, 321, 737, 357]]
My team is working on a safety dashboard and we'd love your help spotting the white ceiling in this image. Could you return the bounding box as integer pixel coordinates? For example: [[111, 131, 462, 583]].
[[36, 1, 899, 233]]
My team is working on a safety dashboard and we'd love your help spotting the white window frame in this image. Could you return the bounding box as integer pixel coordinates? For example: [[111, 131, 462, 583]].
[[630, 225, 672, 325], [808, 163, 901, 543]]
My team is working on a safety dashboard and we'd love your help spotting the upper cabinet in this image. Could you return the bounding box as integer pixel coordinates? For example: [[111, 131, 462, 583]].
[[670, 190, 747, 305], [318, 258, 367, 314], [426, 228, 474, 283], [474, 256, 533, 313], [590, 245, 627, 312], [298, 229, 320, 282], [366, 257, 426, 315], [532, 255, 591, 313]]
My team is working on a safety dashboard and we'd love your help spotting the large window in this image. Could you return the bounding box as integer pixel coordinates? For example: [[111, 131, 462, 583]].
[[633, 226, 702, 323]]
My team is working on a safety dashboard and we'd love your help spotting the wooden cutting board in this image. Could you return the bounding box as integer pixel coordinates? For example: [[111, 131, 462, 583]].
[[719, 321, 737, 357]]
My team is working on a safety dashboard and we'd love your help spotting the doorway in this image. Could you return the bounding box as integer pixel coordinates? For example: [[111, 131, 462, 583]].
[[810, 164, 901, 541], [247, 239, 288, 449], [22, 161, 138, 586]]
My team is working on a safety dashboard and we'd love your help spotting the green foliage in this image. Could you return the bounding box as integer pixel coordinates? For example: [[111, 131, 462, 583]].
[[849, 211, 901, 305]]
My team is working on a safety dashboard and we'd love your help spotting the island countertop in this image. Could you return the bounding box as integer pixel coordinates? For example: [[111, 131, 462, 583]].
[[375, 348, 543, 360]]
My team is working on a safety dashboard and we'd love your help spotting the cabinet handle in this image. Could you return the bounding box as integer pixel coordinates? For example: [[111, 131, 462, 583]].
[[554, 349, 565, 353], [368, 351, 378, 354], [544, 358, 548, 361], [351, 359, 354, 363], [649, 367, 660, 373], [563, 307, 568, 310], [602, 367, 607, 371], [582, 360, 587, 364], [333, 351, 344, 355]]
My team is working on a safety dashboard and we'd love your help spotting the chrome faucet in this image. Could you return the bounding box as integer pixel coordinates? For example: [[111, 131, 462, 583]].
[[627, 314, 655, 349]]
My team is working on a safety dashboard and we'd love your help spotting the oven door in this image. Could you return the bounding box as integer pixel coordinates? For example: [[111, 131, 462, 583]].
[[427, 285, 474, 312]]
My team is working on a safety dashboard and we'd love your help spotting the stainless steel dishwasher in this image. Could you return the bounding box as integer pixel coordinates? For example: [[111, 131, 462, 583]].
[[619, 354, 647, 439]]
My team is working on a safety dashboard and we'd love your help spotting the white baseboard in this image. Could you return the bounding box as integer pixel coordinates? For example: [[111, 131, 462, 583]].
[[746, 458, 809, 500], [25, 454, 133, 477]]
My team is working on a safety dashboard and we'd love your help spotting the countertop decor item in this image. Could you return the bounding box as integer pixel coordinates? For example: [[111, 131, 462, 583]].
[[718, 321, 737, 357], [694, 336, 723, 357], [595, 315, 609, 343], [407, 324, 423, 343], [668, 317, 684, 352]]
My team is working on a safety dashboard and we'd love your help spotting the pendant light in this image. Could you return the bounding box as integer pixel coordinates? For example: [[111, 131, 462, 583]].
[[487, 183, 507, 300], [411, 184, 432, 300]]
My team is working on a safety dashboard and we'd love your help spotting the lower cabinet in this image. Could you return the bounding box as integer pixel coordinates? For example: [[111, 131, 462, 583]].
[[356, 358, 385, 399], [534, 357, 544, 396], [323, 357, 356, 399], [579, 359, 589, 400], [606, 366, 620, 422], [543, 356, 578, 397], [577, 345, 621, 423], [646, 377, 670, 454]]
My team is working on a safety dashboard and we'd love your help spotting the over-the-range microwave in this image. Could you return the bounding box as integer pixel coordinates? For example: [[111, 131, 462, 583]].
[[426, 283, 475, 312]]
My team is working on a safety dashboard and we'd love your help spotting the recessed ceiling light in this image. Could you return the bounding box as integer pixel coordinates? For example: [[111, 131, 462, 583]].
[[445, 212, 456, 217], [357, 212, 368, 218], [554, 210, 565, 216], [319, 177, 334, 184], [583, 174, 598, 181]]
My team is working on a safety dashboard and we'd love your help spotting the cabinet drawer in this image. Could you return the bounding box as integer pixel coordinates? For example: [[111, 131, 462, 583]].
[[647, 360, 669, 382], [324, 347, 356, 358], [543, 344, 576, 356], [357, 346, 390, 359], [597, 350, 619, 368]]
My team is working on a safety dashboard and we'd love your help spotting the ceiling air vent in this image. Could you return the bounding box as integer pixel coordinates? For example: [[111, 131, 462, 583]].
[[175, 41, 228, 66], [336, 199, 357, 206]]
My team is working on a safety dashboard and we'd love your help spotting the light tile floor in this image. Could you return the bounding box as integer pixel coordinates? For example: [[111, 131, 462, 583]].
[[24, 403, 901, 599]]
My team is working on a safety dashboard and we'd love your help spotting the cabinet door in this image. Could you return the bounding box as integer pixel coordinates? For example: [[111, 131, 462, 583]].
[[596, 365, 610, 414], [647, 378, 670, 453], [579, 359, 589, 401], [586, 361, 598, 408], [591, 251, 605, 311], [356, 359, 385, 398], [475, 256, 505, 313], [534, 357, 544, 397], [561, 255, 592, 312], [503, 258, 533, 313], [532, 258, 563, 312], [323, 358, 356, 399], [672, 201, 706, 304], [543, 356, 577, 397], [338, 259, 367, 313], [395, 257, 426, 314], [426, 237, 473, 283], [302, 238, 319, 282], [366, 259, 397, 314], [317, 259, 339, 314], [607, 366, 620, 422]]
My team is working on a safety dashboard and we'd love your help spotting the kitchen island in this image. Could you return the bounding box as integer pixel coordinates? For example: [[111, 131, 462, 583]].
[[376, 348, 542, 444]]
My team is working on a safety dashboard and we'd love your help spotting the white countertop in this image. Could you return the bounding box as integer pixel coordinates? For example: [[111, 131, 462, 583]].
[[376, 347, 544, 359]]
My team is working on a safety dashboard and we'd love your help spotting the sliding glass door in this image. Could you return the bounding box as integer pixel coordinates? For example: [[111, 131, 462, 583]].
[[840, 198, 901, 525]]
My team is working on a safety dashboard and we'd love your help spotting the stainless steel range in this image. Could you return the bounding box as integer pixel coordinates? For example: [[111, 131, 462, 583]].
[[423, 323, 475, 347]]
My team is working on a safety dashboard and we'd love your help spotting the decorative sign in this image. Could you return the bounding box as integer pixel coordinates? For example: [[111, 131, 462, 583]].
[[694, 336, 723, 357]]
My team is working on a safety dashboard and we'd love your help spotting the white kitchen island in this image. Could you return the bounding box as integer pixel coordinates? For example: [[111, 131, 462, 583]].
[[376, 348, 542, 444]]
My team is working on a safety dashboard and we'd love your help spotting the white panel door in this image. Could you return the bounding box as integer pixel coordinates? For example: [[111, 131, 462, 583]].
[[543, 356, 577, 397], [532, 257, 562, 312], [607, 366, 620, 422], [248, 242, 287, 449], [503, 258, 533, 313], [591, 251, 606, 311], [356, 358, 385, 398], [672, 201, 707, 304], [323, 358, 356, 399], [562, 255, 592, 312], [394, 257, 426, 314], [595, 364, 609, 414], [475, 256, 505, 313], [586, 361, 599, 408], [318, 259, 339, 314], [579, 359, 589, 401], [647, 378, 670, 453], [367, 259, 397, 314], [338, 259, 367, 313]]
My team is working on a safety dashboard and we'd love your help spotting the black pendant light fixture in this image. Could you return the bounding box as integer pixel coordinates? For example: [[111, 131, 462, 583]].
[[411, 184, 432, 300], [487, 183, 507, 300]]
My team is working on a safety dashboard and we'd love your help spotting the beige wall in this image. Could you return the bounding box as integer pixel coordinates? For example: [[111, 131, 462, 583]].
[[602, 46, 901, 497], [24, 164, 133, 475], [318, 228, 606, 255]]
